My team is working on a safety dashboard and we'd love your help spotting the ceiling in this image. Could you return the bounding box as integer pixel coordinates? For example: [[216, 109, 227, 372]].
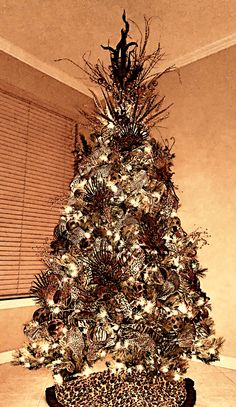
[[0, 0, 236, 92]]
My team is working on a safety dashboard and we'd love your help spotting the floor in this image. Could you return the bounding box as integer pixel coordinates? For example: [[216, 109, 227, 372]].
[[0, 361, 236, 406]]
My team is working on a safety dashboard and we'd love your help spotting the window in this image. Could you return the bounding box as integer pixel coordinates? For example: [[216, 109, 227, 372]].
[[0, 88, 75, 298]]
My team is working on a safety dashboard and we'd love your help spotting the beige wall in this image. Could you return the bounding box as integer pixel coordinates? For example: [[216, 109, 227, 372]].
[[158, 45, 236, 357], [0, 306, 36, 352]]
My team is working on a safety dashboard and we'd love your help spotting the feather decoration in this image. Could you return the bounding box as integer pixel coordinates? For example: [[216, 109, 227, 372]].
[[30, 271, 61, 305]]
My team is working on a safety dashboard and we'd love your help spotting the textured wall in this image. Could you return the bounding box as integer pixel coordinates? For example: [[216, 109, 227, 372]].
[[158, 45, 236, 358]]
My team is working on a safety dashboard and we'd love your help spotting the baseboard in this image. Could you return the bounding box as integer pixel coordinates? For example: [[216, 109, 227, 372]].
[[192, 355, 236, 371], [0, 351, 14, 364]]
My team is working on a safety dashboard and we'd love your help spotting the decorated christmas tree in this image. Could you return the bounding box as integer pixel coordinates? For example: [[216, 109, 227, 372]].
[[14, 12, 223, 406]]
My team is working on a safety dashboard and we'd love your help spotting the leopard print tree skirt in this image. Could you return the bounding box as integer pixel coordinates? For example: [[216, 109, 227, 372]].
[[45, 370, 196, 406]]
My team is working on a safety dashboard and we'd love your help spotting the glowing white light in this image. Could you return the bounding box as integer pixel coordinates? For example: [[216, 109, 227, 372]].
[[152, 191, 161, 199], [114, 232, 120, 242], [124, 340, 130, 348], [170, 309, 179, 316], [130, 198, 139, 207], [64, 206, 73, 214], [54, 374, 63, 385], [74, 180, 87, 191], [160, 365, 169, 373], [99, 154, 108, 162], [53, 359, 62, 365], [115, 342, 122, 350], [114, 362, 126, 371], [82, 365, 93, 377], [41, 343, 49, 353], [70, 270, 78, 277], [68, 263, 78, 277], [132, 243, 140, 250], [53, 307, 61, 314], [173, 372, 181, 381], [163, 234, 172, 243], [99, 309, 108, 319], [118, 193, 126, 202], [138, 297, 146, 306], [143, 301, 155, 314], [74, 211, 83, 220], [118, 239, 125, 247], [178, 303, 188, 314], [107, 181, 118, 193], [61, 254, 69, 261], [172, 257, 180, 267], [144, 145, 152, 154]]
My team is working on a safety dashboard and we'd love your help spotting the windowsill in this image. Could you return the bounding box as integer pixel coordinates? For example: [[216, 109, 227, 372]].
[[0, 298, 36, 309]]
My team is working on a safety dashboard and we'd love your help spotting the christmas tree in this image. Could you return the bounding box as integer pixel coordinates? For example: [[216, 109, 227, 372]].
[[14, 12, 223, 406]]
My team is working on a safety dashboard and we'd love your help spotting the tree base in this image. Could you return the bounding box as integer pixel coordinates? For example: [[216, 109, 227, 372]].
[[182, 379, 196, 406], [46, 386, 63, 407], [46, 377, 196, 406]]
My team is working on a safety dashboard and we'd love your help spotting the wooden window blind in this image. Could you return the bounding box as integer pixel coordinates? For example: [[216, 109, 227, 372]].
[[0, 88, 75, 299]]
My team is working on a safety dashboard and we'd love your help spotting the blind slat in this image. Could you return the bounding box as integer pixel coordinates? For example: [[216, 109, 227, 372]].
[[0, 141, 72, 161], [0, 143, 73, 163], [0, 88, 74, 298]]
